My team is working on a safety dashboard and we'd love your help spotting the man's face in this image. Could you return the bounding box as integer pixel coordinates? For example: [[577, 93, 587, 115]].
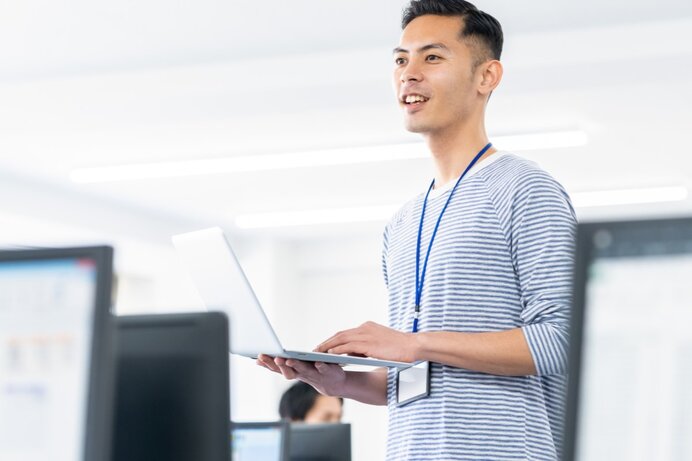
[[303, 395, 343, 424], [393, 15, 481, 135]]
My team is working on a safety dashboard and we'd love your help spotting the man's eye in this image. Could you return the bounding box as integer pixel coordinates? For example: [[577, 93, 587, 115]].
[[395, 57, 407, 65], [426, 55, 441, 62]]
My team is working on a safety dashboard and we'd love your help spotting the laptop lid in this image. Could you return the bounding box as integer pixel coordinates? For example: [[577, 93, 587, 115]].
[[232, 421, 288, 461], [172, 227, 284, 357], [172, 227, 414, 369], [566, 217, 692, 460]]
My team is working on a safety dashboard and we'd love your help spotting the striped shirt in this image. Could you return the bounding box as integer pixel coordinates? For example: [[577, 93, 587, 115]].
[[382, 152, 576, 460]]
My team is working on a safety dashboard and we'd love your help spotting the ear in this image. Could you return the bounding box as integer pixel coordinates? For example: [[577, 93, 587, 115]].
[[477, 60, 503, 96]]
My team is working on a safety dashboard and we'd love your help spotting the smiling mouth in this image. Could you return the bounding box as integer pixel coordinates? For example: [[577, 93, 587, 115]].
[[403, 94, 430, 105]]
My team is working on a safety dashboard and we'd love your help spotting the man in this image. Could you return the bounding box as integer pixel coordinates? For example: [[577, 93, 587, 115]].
[[279, 381, 344, 424], [258, 1, 576, 459]]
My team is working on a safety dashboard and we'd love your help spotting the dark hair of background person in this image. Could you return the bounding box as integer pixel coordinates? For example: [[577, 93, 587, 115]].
[[401, 0, 503, 67], [278, 382, 344, 421]]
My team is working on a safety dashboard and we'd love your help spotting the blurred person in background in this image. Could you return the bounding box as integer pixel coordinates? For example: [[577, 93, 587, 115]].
[[279, 381, 343, 423]]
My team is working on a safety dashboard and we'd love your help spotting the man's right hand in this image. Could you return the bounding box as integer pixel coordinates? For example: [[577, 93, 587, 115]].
[[256, 354, 347, 397]]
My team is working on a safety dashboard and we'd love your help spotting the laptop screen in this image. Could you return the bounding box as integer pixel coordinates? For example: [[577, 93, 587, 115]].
[[232, 422, 286, 461], [0, 256, 99, 461], [567, 219, 692, 460]]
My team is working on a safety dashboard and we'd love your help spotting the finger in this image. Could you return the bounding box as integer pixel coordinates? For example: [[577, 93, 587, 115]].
[[328, 342, 369, 357], [314, 335, 340, 353], [285, 359, 321, 381], [258, 353, 273, 361], [274, 357, 288, 367], [256, 355, 271, 370], [276, 361, 297, 380], [316, 330, 367, 353], [324, 335, 368, 353], [314, 361, 344, 375], [314, 326, 365, 352], [273, 357, 298, 379], [263, 362, 282, 374], [257, 355, 281, 373]]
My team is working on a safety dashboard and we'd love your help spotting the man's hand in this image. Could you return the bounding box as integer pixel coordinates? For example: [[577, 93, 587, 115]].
[[315, 321, 419, 363], [256, 354, 347, 397], [256, 353, 389, 405]]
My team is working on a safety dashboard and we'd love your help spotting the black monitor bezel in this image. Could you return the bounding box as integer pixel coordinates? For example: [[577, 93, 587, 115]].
[[0, 246, 115, 461], [564, 216, 692, 461]]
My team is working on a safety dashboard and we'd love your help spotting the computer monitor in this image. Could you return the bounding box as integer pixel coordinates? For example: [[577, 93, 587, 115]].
[[0, 246, 115, 461], [289, 423, 351, 461], [113, 312, 230, 461], [566, 217, 692, 460], [231, 421, 288, 461]]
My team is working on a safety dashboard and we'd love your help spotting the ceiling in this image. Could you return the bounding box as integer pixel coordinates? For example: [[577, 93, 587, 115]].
[[1, 0, 692, 242], [3, 0, 692, 81]]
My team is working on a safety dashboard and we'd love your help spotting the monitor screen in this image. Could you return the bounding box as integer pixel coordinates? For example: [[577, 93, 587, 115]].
[[0, 249, 113, 461], [289, 423, 351, 461], [232, 422, 287, 461], [567, 219, 692, 460], [114, 313, 230, 461]]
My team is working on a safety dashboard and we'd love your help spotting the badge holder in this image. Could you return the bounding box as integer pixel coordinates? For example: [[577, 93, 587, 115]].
[[396, 361, 430, 406]]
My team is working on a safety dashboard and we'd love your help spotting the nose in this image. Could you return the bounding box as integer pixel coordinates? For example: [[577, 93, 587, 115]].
[[400, 59, 423, 83]]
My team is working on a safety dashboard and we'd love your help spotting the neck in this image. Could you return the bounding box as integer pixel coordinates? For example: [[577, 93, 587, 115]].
[[423, 117, 496, 188]]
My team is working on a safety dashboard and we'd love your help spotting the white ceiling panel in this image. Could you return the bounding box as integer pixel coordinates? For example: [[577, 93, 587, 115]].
[[1, 1, 691, 240]]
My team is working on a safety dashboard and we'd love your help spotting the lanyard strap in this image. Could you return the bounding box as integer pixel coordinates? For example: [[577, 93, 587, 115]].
[[413, 142, 492, 333]]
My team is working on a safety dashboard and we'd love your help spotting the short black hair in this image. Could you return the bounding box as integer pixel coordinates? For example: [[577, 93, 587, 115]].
[[402, 0, 503, 66], [278, 382, 343, 421]]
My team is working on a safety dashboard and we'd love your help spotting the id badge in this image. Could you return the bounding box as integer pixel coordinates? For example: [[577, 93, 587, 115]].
[[396, 361, 430, 406]]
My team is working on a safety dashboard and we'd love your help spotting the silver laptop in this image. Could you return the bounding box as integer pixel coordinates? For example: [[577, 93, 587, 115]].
[[172, 227, 413, 369]]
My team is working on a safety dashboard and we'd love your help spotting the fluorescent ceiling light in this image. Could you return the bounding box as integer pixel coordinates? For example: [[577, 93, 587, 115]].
[[497, 130, 587, 151], [235, 205, 400, 229], [70, 130, 587, 183], [235, 185, 688, 229], [70, 144, 424, 183], [571, 186, 688, 208]]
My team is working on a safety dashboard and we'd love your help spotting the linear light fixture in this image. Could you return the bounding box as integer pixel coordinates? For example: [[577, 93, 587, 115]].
[[70, 130, 588, 183], [234, 205, 400, 229], [571, 186, 688, 208], [235, 185, 689, 229]]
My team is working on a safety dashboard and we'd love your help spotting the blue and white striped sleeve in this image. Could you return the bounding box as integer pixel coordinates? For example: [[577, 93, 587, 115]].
[[381, 225, 390, 290], [509, 172, 577, 376]]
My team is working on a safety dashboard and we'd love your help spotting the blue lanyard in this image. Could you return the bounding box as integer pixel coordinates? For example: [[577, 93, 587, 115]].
[[412, 142, 492, 333]]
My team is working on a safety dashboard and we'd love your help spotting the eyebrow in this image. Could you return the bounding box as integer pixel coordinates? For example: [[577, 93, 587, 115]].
[[392, 43, 451, 54]]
